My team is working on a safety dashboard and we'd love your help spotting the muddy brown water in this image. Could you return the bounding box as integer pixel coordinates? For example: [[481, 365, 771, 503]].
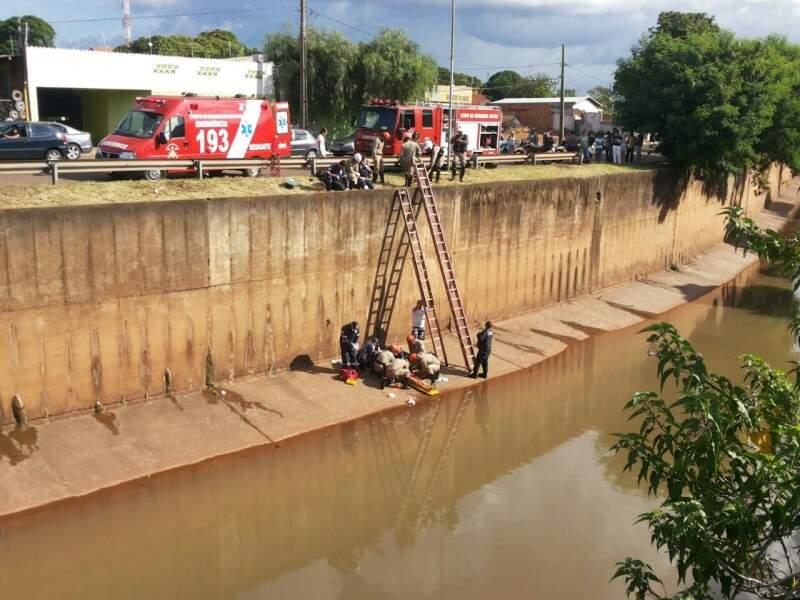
[[0, 264, 795, 600]]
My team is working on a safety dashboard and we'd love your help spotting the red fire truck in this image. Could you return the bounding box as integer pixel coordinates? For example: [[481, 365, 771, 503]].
[[97, 95, 291, 181], [354, 99, 502, 157]]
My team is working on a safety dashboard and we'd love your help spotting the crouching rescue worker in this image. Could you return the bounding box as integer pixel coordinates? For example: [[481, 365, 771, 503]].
[[470, 321, 493, 378], [407, 334, 427, 354], [377, 344, 410, 389], [357, 337, 381, 370], [411, 351, 441, 385]]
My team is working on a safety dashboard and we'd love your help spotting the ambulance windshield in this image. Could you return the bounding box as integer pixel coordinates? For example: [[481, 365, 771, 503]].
[[357, 107, 397, 131], [114, 110, 164, 139]]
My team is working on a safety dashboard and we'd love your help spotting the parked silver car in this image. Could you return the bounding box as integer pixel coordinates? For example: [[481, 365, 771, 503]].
[[42, 122, 93, 160], [291, 128, 318, 158]]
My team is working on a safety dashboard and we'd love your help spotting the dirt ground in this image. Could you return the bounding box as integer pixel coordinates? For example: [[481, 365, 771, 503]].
[[0, 161, 656, 210]]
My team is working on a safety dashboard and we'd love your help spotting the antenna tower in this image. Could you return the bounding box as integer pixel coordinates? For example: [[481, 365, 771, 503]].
[[122, 0, 132, 44]]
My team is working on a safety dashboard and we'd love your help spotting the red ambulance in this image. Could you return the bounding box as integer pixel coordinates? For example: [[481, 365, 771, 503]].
[[354, 98, 502, 157], [97, 94, 291, 181]]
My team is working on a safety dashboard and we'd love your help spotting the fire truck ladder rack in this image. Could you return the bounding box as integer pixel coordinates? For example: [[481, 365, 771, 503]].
[[366, 192, 421, 344], [397, 188, 449, 364], [412, 160, 476, 372]]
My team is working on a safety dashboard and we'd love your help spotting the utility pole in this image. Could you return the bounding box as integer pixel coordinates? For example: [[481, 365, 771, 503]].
[[299, 0, 308, 129], [447, 0, 456, 161], [559, 44, 565, 143]]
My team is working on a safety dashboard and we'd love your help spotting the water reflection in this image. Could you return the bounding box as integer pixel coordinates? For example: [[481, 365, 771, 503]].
[[0, 266, 794, 600]]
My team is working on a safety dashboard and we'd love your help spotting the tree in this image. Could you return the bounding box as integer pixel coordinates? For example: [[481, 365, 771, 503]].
[[0, 15, 55, 55], [266, 28, 358, 130], [266, 27, 437, 132], [587, 86, 613, 110], [436, 66, 482, 88], [613, 12, 798, 175], [611, 206, 800, 599], [117, 30, 253, 58], [482, 70, 556, 101], [356, 29, 438, 103]]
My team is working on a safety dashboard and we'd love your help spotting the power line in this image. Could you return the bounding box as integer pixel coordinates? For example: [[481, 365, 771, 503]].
[[307, 7, 374, 38], [308, 7, 567, 73], [566, 64, 612, 86], [49, 5, 296, 25]]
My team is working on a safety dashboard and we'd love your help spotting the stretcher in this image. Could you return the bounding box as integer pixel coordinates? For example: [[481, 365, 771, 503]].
[[403, 374, 440, 396]]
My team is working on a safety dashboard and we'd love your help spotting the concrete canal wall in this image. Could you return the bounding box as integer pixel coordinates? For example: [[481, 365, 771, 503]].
[[0, 166, 785, 424]]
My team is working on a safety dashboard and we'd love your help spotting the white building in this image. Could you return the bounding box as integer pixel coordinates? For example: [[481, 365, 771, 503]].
[[22, 46, 273, 141]]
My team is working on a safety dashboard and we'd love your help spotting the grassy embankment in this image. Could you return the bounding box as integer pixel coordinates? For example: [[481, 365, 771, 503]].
[[0, 162, 661, 209]]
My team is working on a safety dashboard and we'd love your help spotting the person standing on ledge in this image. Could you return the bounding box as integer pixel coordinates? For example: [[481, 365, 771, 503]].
[[470, 321, 494, 379], [400, 131, 422, 187], [411, 299, 432, 340], [316, 127, 329, 158]]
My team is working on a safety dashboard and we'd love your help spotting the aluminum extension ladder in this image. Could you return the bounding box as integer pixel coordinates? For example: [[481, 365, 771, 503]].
[[411, 160, 476, 372], [396, 188, 450, 365], [366, 192, 413, 344]]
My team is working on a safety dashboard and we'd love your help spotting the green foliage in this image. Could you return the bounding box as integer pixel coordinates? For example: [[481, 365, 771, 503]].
[[266, 27, 437, 130], [0, 15, 55, 54], [117, 29, 253, 58], [481, 70, 556, 101], [437, 66, 482, 88], [614, 211, 800, 599], [588, 86, 613, 110], [614, 11, 800, 175], [357, 29, 438, 103]]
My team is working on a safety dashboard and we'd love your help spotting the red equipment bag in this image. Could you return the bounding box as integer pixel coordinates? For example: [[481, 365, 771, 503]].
[[339, 367, 360, 384]]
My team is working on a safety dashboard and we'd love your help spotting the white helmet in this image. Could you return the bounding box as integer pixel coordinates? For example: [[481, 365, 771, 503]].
[[353, 152, 363, 162]]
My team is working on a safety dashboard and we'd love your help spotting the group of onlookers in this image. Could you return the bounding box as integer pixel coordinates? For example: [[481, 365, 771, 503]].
[[581, 129, 645, 164], [504, 128, 646, 165]]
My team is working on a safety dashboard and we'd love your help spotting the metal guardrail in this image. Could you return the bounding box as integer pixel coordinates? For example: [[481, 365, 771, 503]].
[[0, 151, 583, 185]]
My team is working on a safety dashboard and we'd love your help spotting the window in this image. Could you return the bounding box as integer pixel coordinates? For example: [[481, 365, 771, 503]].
[[30, 124, 54, 138], [164, 116, 185, 140], [356, 107, 397, 130], [402, 111, 415, 130], [422, 110, 433, 128], [114, 110, 164, 139], [1, 124, 25, 137]]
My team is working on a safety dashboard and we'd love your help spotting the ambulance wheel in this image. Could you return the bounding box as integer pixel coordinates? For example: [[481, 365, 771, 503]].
[[143, 169, 162, 182], [242, 167, 261, 178]]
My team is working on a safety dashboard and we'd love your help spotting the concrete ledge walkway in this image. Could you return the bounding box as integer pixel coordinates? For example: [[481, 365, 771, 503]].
[[0, 191, 796, 519]]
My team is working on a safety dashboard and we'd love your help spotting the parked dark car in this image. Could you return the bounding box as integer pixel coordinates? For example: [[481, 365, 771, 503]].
[[0, 121, 69, 161], [330, 133, 355, 156], [291, 128, 318, 158], [43, 122, 93, 160]]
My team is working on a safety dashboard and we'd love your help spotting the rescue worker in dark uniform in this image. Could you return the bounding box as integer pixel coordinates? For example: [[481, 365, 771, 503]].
[[450, 129, 468, 182], [470, 321, 493, 379], [340, 321, 360, 368]]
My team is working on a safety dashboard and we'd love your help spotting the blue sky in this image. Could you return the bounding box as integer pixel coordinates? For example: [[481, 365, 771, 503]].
[[3, 0, 800, 93]]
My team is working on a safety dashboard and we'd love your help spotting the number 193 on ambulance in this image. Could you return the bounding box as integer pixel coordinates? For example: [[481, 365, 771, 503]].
[[97, 95, 291, 181]]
